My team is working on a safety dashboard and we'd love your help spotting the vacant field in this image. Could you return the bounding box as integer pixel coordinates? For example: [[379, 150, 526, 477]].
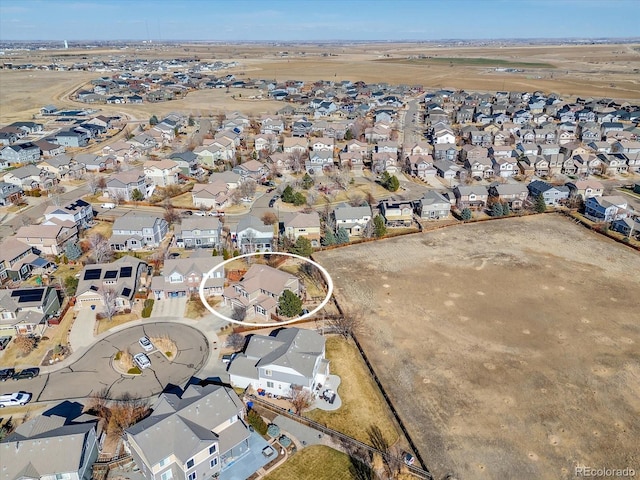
[[1, 42, 639, 125], [314, 215, 640, 480]]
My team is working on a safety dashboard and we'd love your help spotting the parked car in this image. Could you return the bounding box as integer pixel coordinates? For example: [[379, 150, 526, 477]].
[[133, 353, 151, 370], [0, 392, 32, 408], [139, 336, 154, 352], [101, 203, 116, 209], [194, 210, 207, 217], [182, 210, 193, 216], [0, 336, 11, 350], [241, 197, 253, 203], [208, 211, 225, 217], [403, 452, 415, 466], [12, 368, 39, 381], [0, 368, 16, 381]]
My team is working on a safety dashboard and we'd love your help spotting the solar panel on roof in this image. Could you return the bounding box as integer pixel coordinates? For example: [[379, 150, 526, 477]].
[[121, 287, 131, 297], [119, 266, 132, 278], [12, 289, 45, 303], [104, 270, 118, 279], [84, 269, 102, 280]]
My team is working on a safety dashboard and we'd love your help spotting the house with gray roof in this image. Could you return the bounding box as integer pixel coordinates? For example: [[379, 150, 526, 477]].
[[175, 217, 222, 249], [234, 215, 274, 254], [43, 198, 94, 230], [228, 327, 329, 396], [333, 203, 372, 236], [151, 251, 224, 300], [527, 180, 570, 206], [223, 264, 300, 319], [0, 286, 61, 336], [418, 190, 451, 220], [109, 212, 168, 251], [0, 181, 23, 206], [488, 183, 529, 209], [125, 384, 254, 480], [453, 185, 489, 209], [0, 403, 99, 480], [0, 142, 41, 166], [74, 255, 147, 310], [0, 237, 54, 283]]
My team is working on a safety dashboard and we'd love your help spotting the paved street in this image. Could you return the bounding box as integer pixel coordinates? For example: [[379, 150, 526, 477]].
[[0, 322, 209, 402]]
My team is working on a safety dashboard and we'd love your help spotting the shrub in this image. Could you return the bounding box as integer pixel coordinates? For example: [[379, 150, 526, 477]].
[[114, 351, 122, 361], [165, 351, 173, 358], [247, 409, 268, 435], [141, 298, 155, 318], [128, 366, 142, 375]]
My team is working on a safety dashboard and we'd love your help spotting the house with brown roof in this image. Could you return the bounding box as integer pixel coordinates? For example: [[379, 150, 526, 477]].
[[151, 251, 225, 300], [0, 237, 53, 283], [223, 264, 300, 319], [281, 211, 321, 247], [143, 158, 180, 187], [15, 221, 78, 256]]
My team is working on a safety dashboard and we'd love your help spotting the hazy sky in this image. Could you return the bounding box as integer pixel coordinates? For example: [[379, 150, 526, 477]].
[[1, 0, 638, 42]]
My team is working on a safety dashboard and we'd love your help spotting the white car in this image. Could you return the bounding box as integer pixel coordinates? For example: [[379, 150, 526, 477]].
[[0, 392, 32, 408], [133, 353, 151, 370], [138, 336, 153, 352], [193, 211, 207, 217]]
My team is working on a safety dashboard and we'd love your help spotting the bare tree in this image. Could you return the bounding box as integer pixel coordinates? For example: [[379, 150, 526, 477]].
[[287, 150, 307, 174], [328, 309, 364, 339], [226, 332, 246, 351], [231, 305, 247, 322], [289, 385, 314, 414], [239, 178, 257, 198], [261, 212, 278, 225], [307, 190, 318, 206], [362, 219, 375, 239], [14, 334, 36, 355], [99, 287, 118, 321], [109, 393, 150, 435], [163, 204, 181, 225], [88, 233, 112, 263], [368, 425, 402, 479], [349, 192, 366, 207], [87, 174, 100, 194]]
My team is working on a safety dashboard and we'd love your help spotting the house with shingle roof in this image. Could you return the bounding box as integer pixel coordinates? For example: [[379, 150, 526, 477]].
[[151, 252, 224, 300], [109, 212, 168, 251], [0, 286, 61, 336], [125, 384, 255, 480], [175, 217, 222, 249], [333, 203, 372, 236], [234, 216, 274, 254], [223, 264, 300, 319], [281, 211, 321, 247], [228, 327, 329, 396], [1, 403, 99, 480], [16, 221, 78, 256]]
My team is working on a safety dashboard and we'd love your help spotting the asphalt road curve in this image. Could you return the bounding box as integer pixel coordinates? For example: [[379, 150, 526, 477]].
[[0, 323, 209, 402]]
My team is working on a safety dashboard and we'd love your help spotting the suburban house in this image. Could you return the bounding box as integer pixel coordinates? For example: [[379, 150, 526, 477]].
[[339, 151, 365, 172], [0, 142, 41, 165], [192, 183, 231, 210], [0, 286, 61, 336], [566, 179, 604, 199], [283, 136, 308, 154], [487, 183, 529, 210], [453, 185, 489, 209], [234, 215, 274, 254], [611, 217, 640, 238], [43, 198, 94, 230], [584, 196, 629, 222], [109, 212, 169, 251], [333, 203, 373, 236], [228, 327, 329, 396], [372, 152, 398, 174], [0, 403, 99, 480], [223, 264, 300, 319], [0, 181, 23, 206], [379, 200, 413, 227], [152, 252, 225, 300], [306, 149, 334, 175], [125, 384, 257, 480], [143, 159, 180, 187], [418, 190, 451, 220], [175, 217, 222, 249], [15, 221, 79, 256], [74, 256, 148, 310], [75, 153, 113, 172], [232, 159, 269, 181], [106, 170, 150, 201], [54, 129, 89, 147], [281, 211, 321, 247], [527, 180, 570, 206], [0, 237, 53, 283], [3, 164, 57, 191], [38, 155, 85, 180]]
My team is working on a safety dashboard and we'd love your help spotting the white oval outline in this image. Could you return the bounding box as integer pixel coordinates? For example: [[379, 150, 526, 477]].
[[199, 252, 334, 327]]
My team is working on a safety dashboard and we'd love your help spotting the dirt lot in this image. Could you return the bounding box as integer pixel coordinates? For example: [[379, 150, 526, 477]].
[[314, 215, 640, 480], [1, 42, 639, 124]]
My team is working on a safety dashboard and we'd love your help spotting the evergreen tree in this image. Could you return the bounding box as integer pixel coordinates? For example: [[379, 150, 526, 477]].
[[461, 208, 473, 221], [149, 115, 159, 125], [290, 236, 313, 257], [387, 175, 400, 192], [64, 242, 82, 261], [281, 185, 295, 203], [502, 202, 510, 216], [491, 202, 504, 217], [301, 173, 314, 190], [322, 229, 336, 246], [373, 214, 387, 237], [336, 227, 350, 244], [278, 290, 303, 317], [535, 194, 547, 213], [131, 189, 144, 202]]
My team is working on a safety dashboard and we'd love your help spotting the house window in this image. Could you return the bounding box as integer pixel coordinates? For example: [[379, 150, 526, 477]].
[[209, 444, 217, 455], [188, 473, 197, 480], [256, 305, 266, 315], [265, 369, 272, 377], [186, 458, 194, 468], [159, 456, 171, 468], [210, 458, 218, 468], [160, 471, 173, 480], [266, 381, 274, 389]]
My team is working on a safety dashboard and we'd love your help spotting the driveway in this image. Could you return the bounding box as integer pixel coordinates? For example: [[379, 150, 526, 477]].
[[151, 296, 187, 318], [0, 322, 209, 402]]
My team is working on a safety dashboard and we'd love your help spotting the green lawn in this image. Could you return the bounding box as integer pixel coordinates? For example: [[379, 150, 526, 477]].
[[306, 336, 399, 446], [377, 57, 556, 69], [264, 446, 354, 480]]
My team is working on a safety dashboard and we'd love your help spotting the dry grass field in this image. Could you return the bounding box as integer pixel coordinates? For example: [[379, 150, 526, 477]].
[[1, 42, 639, 124], [314, 215, 640, 480]]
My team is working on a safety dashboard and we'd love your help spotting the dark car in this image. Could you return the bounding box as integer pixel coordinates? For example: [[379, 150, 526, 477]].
[[0, 368, 16, 381], [269, 198, 276, 207], [0, 336, 11, 350], [12, 368, 39, 381], [182, 210, 193, 216]]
